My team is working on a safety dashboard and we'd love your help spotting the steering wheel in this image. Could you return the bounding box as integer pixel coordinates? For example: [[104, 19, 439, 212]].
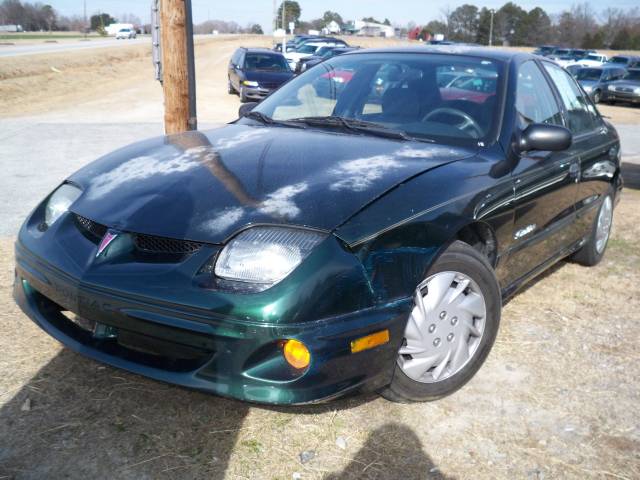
[[423, 107, 483, 137]]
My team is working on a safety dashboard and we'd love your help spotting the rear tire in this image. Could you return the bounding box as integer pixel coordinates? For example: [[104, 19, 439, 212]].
[[572, 192, 614, 267], [382, 240, 501, 403]]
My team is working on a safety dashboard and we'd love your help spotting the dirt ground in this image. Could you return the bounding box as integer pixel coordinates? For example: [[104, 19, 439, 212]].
[[0, 35, 639, 480]]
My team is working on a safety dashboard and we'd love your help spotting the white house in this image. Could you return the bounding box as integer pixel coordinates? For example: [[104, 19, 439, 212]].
[[353, 20, 394, 38]]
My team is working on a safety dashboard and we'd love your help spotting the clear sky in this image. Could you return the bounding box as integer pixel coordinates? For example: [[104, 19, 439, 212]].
[[50, 0, 640, 32]]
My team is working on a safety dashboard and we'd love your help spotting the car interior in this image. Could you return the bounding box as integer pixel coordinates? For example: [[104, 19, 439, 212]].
[[308, 59, 501, 141]]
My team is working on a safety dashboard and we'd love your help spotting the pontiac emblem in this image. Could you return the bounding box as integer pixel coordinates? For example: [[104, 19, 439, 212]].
[[96, 230, 119, 257]]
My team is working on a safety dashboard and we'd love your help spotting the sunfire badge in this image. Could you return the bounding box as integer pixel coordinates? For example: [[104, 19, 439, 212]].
[[96, 230, 119, 257]]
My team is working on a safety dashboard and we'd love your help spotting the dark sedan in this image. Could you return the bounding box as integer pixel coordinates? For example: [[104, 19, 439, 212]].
[[575, 67, 626, 103], [295, 46, 359, 74], [228, 48, 294, 102], [15, 48, 622, 405], [603, 68, 640, 105]]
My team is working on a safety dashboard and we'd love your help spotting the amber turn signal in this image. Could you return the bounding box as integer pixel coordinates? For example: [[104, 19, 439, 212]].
[[350, 329, 390, 354], [283, 339, 311, 369]]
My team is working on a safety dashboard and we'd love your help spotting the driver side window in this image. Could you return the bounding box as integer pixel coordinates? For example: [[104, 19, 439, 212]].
[[515, 61, 563, 129]]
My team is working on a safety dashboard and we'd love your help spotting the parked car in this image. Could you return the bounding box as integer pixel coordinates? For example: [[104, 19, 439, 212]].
[[565, 64, 583, 77], [115, 28, 136, 40], [14, 47, 622, 405], [532, 45, 557, 56], [575, 53, 608, 67], [284, 41, 343, 71], [605, 55, 640, 68], [228, 48, 294, 102], [575, 67, 626, 103], [553, 49, 593, 67], [295, 46, 359, 74], [291, 37, 348, 52], [603, 68, 640, 105]]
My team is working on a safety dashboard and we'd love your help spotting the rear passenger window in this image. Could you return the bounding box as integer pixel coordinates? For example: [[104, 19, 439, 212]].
[[543, 63, 599, 135], [515, 61, 563, 129]]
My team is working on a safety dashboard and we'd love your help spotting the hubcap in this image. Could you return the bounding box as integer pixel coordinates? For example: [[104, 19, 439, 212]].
[[398, 271, 487, 384], [595, 196, 613, 254]]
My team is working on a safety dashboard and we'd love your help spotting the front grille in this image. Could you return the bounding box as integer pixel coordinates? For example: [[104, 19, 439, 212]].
[[133, 233, 203, 255], [75, 214, 108, 239], [75, 214, 204, 256], [260, 82, 280, 90]]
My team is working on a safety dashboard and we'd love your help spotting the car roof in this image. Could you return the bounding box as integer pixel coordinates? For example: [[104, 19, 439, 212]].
[[342, 45, 532, 63], [242, 48, 283, 54]]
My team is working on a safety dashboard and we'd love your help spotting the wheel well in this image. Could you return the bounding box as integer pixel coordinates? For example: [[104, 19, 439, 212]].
[[455, 222, 498, 267]]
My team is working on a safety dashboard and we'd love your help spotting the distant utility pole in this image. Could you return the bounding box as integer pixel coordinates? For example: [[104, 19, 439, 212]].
[[281, 1, 286, 42], [488, 9, 495, 47], [83, 0, 87, 37], [160, 0, 197, 134], [273, 0, 276, 34]]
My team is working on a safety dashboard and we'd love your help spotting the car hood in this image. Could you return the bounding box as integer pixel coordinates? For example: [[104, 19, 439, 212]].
[[609, 80, 640, 89], [244, 70, 293, 83], [68, 124, 474, 244], [578, 80, 598, 88]]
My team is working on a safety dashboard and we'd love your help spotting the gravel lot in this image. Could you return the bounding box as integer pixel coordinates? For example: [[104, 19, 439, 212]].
[[0, 36, 639, 480]]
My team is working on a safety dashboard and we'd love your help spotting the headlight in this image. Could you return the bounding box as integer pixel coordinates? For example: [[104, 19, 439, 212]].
[[242, 80, 259, 87], [634, 87, 640, 94], [215, 227, 326, 288], [608, 85, 615, 91], [583, 85, 592, 92], [44, 183, 82, 227]]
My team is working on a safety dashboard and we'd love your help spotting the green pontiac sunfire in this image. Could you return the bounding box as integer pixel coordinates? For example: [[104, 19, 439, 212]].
[[14, 47, 622, 404]]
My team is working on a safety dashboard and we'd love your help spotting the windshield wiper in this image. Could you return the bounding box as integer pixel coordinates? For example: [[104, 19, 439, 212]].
[[244, 111, 305, 129], [288, 116, 430, 142]]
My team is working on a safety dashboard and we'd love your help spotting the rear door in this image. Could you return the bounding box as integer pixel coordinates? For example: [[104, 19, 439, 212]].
[[505, 60, 580, 284]]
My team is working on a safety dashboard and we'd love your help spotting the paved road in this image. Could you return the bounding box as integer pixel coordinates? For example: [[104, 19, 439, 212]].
[[0, 37, 148, 57]]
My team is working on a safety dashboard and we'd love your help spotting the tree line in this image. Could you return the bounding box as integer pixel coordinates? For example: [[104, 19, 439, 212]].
[[0, 0, 142, 33], [418, 2, 640, 50]]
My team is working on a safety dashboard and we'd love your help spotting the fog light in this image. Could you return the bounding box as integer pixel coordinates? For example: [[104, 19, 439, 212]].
[[351, 330, 390, 353], [283, 339, 310, 369]]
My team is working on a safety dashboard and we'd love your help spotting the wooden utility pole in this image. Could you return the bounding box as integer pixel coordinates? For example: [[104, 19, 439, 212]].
[[159, 0, 197, 134]]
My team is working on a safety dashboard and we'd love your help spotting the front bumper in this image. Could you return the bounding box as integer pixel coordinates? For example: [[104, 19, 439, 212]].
[[603, 90, 640, 103], [14, 242, 409, 405], [242, 85, 276, 100]]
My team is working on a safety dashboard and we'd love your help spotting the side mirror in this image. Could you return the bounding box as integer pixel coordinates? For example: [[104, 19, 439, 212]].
[[238, 102, 259, 117], [517, 123, 572, 153]]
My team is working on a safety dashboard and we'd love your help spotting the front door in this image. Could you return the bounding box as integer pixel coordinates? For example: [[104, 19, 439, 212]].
[[505, 60, 580, 285]]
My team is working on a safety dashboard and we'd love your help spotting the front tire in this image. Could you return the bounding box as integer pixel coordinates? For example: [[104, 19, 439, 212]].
[[227, 78, 236, 95], [593, 89, 602, 104], [382, 241, 501, 403], [572, 192, 614, 266]]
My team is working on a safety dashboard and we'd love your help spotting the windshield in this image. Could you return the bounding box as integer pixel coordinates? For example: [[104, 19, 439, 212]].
[[608, 57, 629, 64], [252, 52, 504, 146], [576, 68, 602, 81], [584, 55, 601, 61], [298, 45, 320, 54], [244, 53, 289, 72], [554, 49, 570, 55], [623, 70, 640, 81]]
